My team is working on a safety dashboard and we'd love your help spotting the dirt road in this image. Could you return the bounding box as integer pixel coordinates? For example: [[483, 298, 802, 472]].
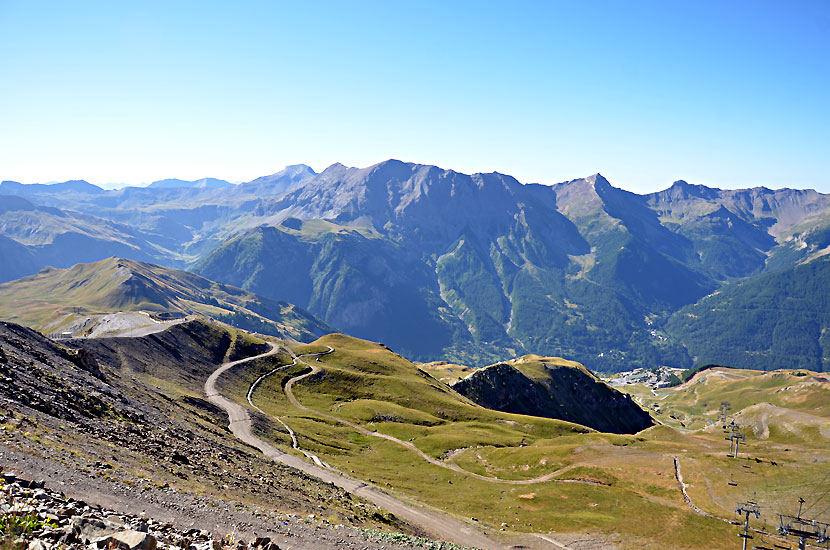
[[205, 343, 506, 550], [280, 348, 584, 486]]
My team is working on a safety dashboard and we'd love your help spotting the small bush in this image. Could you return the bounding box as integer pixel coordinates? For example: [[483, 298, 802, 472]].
[[0, 512, 57, 536]]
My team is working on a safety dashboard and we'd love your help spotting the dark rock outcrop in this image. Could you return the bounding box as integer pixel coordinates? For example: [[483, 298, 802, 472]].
[[452, 358, 654, 434]]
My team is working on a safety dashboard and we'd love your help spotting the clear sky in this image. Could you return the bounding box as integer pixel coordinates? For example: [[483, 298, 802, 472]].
[[1, 1, 828, 193]]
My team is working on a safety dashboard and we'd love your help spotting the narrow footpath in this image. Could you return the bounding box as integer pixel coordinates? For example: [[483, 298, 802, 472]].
[[278, 348, 584, 486], [205, 343, 506, 550]]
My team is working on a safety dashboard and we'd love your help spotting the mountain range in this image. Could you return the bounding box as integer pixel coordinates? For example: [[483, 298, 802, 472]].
[[2, 159, 830, 371]]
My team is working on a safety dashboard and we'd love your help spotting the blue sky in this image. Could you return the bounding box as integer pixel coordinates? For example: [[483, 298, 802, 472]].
[[1, 1, 828, 192]]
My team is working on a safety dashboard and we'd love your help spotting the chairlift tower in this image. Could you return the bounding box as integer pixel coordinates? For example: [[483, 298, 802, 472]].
[[736, 500, 760, 550], [732, 431, 746, 459], [777, 498, 830, 550], [724, 421, 745, 458], [721, 401, 731, 424]]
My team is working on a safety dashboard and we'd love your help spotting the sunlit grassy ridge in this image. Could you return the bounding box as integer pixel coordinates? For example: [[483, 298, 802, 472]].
[[231, 333, 791, 549], [0, 257, 331, 340], [417, 361, 476, 384]]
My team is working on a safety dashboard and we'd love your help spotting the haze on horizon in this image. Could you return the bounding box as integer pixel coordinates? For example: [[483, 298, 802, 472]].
[[1, 1, 828, 194]]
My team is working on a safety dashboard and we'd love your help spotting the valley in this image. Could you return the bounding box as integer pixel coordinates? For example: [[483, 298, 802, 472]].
[[4, 4, 825, 549], [4, 160, 830, 371]]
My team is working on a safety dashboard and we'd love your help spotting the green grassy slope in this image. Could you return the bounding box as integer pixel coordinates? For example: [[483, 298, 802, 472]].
[[0, 257, 332, 341], [616, 366, 830, 536], [625, 366, 830, 436], [238, 333, 773, 549]]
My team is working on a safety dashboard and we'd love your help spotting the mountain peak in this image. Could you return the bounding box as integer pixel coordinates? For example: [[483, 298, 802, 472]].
[[588, 173, 611, 187], [148, 177, 232, 189], [652, 179, 719, 201], [242, 164, 317, 194], [283, 164, 316, 175]]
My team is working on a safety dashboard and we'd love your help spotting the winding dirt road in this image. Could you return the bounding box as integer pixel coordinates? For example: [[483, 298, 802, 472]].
[[205, 343, 505, 550], [279, 347, 583, 486]]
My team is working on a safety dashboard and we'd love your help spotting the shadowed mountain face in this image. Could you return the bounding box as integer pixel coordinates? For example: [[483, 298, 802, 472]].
[[452, 356, 654, 434], [666, 254, 830, 372], [4, 159, 830, 371]]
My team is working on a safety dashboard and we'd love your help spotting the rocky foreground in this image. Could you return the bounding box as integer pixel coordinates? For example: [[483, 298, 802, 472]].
[[0, 468, 473, 550], [2, 469, 238, 550]]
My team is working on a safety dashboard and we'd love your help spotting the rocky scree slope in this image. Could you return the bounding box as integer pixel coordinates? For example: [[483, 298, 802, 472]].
[[0, 469, 463, 550], [452, 356, 654, 434]]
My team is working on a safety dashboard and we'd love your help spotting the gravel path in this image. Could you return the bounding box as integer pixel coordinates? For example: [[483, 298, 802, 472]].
[[206, 344, 505, 550], [278, 348, 588, 486]]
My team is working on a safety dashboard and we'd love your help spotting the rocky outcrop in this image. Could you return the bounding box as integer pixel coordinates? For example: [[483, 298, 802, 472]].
[[452, 359, 654, 434], [0, 472, 281, 550]]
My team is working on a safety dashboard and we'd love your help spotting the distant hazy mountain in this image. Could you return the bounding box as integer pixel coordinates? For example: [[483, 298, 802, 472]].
[[0, 257, 332, 342], [4, 160, 830, 371], [148, 177, 234, 189], [0, 194, 171, 282], [0, 167, 316, 267], [0, 179, 104, 195]]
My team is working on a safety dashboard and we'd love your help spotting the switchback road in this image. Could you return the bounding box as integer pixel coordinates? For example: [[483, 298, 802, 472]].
[[205, 343, 505, 550]]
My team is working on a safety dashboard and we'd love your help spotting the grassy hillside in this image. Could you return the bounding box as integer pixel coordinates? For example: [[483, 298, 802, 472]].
[[667, 254, 830, 371], [0, 319, 400, 534], [0, 257, 332, 341], [623, 366, 830, 436], [232, 332, 774, 549], [616, 366, 830, 535]]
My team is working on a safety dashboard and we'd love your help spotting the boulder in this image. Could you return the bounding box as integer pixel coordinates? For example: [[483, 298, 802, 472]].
[[91, 530, 157, 550], [71, 516, 123, 543]]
